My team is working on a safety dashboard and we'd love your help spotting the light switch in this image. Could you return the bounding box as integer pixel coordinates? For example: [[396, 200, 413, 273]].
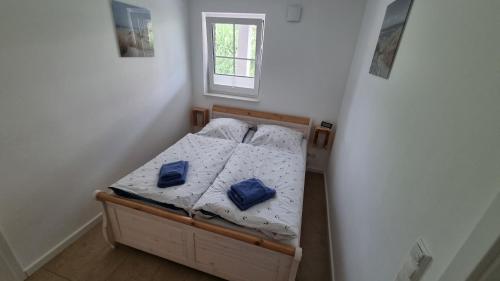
[[286, 5, 302, 22], [395, 238, 432, 281]]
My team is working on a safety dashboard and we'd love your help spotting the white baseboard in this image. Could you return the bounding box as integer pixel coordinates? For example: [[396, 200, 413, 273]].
[[24, 213, 102, 276], [323, 172, 335, 281]]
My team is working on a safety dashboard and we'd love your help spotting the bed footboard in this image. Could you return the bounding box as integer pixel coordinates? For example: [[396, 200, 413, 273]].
[[95, 191, 302, 281]]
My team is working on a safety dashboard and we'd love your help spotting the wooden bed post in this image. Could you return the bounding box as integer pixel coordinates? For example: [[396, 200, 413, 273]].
[[94, 190, 116, 248], [288, 247, 302, 281]]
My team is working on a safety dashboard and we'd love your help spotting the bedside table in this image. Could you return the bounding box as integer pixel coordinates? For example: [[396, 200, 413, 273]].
[[312, 126, 333, 149], [307, 126, 336, 173], [191, 107, 209, 132]]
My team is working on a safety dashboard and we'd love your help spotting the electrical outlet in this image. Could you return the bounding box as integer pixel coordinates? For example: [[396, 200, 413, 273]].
[[395, 238, 432, 281]]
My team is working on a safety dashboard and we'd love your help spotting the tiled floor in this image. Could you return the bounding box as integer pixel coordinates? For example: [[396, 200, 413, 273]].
[[27, 172, 331, 281]]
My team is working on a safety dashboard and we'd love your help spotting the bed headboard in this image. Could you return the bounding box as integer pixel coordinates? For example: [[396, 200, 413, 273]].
[[211, 105, 312, 139]]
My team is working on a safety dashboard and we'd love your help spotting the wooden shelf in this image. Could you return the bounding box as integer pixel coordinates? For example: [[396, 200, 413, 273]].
[[312, 126, 333, 149], [192, 107, 209, 127]]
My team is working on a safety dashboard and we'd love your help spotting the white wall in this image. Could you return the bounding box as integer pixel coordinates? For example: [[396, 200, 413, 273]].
[[0, 227, 25, 281], [188, 0, 366, 125], [327, 0, 500, 280], [439, 192, 500, 281], [0, 0, 191, 269]]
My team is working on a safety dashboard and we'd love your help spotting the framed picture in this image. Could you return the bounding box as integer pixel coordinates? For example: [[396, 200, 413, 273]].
[[369, 0, 414, 79], [111, 0, 154, 57]]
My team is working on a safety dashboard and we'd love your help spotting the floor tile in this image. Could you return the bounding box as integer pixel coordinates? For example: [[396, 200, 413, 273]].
[[44, 225, 129, 281], [26, 269, 69, 281], [106, 248, 163, 281], [297, 172, 331, 281]]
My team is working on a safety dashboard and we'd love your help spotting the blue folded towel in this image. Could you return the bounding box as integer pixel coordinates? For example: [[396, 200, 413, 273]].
[[157, 161, 188, 188], [227, 178, 276, 211]]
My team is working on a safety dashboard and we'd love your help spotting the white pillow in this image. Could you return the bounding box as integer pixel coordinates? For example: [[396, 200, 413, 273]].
[[249, 124, 303, 154], [196, 118, 250, 142]]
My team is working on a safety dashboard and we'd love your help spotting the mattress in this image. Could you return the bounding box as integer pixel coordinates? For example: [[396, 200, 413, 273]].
[[192, 139, 307, 240], [110, 133, 238, 213]]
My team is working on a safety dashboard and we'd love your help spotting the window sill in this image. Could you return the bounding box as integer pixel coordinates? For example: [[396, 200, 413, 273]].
[[203, 92, 260, 103]]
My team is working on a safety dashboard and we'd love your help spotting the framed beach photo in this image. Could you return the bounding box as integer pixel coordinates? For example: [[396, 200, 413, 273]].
[[111, 0, 154, 57], [369, 0, 414, 79]]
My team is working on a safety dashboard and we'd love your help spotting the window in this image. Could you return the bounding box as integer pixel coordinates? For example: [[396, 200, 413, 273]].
[[203, 13, 265, 100]]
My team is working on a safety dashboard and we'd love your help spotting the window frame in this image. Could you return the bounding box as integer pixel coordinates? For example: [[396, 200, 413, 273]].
[[203, 14, 265, 100]]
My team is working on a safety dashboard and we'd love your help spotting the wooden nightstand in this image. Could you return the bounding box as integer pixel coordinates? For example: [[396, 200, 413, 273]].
[[307, 126, 336, 173], [191, 107, 209, 132], [312, 126, 333, 149]]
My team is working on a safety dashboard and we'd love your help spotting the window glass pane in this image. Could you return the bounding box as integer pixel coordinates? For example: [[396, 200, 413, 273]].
[[235, 59, 255, 78], [235, 24, 257, 60], [249, 25, 257, 60], [215, 57, 234, 75], [214, 23, 234, 57], [249, 60, 256, 76]]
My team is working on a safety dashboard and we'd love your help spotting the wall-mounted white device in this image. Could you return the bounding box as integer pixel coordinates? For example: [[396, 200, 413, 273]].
[[286, 5, 302, 22], [395, 238, 433, 281]]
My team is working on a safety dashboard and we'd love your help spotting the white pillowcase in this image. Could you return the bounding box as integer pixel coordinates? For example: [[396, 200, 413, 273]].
[[196, 118, 250, 142], [249, 124, 303, 154]]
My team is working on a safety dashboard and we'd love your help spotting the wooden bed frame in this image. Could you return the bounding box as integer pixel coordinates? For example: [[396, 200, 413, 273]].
[[94, 105, 311, 281]]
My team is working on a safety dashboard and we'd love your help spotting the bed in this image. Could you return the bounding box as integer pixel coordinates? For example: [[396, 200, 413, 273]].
[[94, 105, 312, 281]]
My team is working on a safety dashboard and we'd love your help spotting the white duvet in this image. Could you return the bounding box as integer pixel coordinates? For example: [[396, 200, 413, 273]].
[[110, 134, 238, 212], [193, 143, 306, 239]]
